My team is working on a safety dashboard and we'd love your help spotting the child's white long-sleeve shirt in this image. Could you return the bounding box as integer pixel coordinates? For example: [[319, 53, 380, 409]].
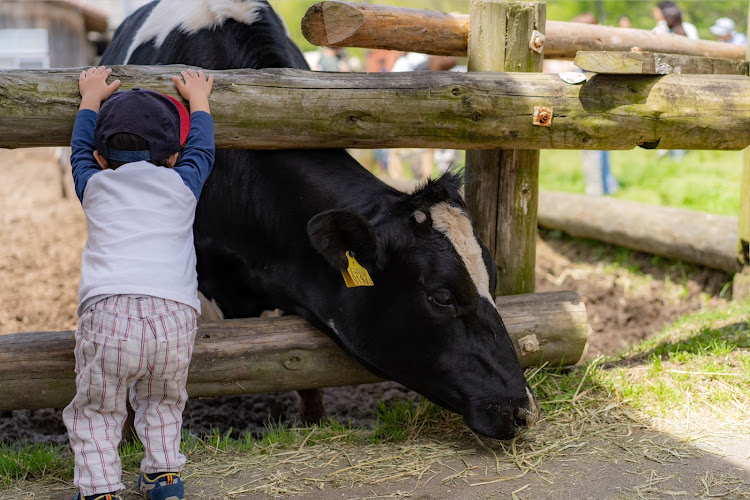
[[70, 109, 215, 316]]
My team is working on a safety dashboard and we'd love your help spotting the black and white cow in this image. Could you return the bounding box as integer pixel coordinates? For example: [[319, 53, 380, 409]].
[[100, 0, 536, 440]]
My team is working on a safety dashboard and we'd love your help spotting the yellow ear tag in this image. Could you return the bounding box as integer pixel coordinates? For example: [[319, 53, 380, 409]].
[[342, 251, 374, 288]]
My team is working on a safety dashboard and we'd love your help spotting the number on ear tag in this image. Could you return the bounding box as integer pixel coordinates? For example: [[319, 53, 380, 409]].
[[342, 251, 374, 287]]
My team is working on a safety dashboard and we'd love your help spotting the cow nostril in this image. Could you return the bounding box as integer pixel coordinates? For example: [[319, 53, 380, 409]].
[[513, 407, 536, 428], [512, 387, 539, 428]]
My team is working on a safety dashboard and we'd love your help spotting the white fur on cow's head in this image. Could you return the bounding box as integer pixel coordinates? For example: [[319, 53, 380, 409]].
[[124, 0, 264, 63], [429, 202, 495, 306]]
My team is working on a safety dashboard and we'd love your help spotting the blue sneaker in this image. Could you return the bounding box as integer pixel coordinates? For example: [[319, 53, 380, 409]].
[[138, 472, 184, 500], [72, 492, 122, 500]]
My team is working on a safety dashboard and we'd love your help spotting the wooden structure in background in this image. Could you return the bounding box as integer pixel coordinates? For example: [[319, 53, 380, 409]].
[[538, 192, 740, 274], [574, 51, 749, 76], [0, 0, 107, 68], [302, 1, 469, 57], [0, 291, 589, 411], [301, 1, 747, 61], [0, 1, 108, 198]]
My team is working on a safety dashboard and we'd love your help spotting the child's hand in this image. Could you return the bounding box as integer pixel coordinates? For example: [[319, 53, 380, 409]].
[[79, 66, 121, 113], [173, 69, 213, 114]]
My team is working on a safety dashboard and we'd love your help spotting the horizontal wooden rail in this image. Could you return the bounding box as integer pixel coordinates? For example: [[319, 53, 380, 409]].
[[301, 1, 747, 61], [538, 191, 740, 273], [574, 51, 750, 76], [1, 67, 749, 151], [0, 291, 588, 411], [302, 1, 469, 57]]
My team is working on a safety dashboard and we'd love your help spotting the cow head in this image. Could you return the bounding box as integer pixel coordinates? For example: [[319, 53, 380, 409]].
[[308, 173, 536, 439]]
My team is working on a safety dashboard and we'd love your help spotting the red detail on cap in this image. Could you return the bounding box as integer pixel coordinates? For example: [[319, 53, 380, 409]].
[[162, 93, 191, 146]]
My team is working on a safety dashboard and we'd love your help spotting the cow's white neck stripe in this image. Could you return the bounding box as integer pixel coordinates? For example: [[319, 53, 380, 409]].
[[430, 202, 495, 306], [125, 0, 263, 63]]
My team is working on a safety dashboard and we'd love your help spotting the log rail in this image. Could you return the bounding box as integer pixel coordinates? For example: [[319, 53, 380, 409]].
[[301, 1, 747, 61], [0, 291, 588, 411], [0, 67, 748, 151], [538, 192, 740, 274]]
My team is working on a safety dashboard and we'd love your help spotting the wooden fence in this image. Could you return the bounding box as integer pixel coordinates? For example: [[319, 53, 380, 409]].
[[301, 1, 747, 60], [1, 68, 747, 151], [300, 0, 750, 300], [0, 292, 588, 410], [1, 0, 749, 409]]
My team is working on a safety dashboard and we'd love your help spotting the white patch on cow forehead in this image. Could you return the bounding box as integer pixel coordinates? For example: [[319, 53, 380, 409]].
[[125, 0, 263, 63], [429, 202, 495, 305]]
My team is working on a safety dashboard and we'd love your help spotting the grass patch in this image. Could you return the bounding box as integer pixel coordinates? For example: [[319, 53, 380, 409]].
[[0, 443, 70, 487], [369, 398, 461, 443], [598, 301, 750, 435], [540, 148, 743, 216], [629, 302, 750, 359]]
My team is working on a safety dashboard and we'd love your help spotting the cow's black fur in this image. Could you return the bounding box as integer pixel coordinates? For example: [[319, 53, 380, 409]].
[[101, 0, 535, 440]]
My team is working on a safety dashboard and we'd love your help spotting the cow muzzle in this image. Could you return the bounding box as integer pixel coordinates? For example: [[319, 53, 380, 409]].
[[466, 386, 539, 440]]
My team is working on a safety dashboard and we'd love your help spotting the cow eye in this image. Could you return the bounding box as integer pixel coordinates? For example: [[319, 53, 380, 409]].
[[428, 289, 454, 308]]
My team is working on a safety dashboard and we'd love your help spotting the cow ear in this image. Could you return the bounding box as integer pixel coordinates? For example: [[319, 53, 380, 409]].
[[307, 210, 379, 271]]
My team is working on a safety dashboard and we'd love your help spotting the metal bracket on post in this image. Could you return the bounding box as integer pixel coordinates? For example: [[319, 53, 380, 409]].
[[529, 30, 545, 54]]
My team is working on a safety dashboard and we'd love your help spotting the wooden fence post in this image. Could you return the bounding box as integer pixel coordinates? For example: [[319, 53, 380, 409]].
[[735, 6, 750, 301], [465, 0, 545, 296]]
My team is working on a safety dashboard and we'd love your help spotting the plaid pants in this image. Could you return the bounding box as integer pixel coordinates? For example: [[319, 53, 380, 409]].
[[63, 296, 197, 495]]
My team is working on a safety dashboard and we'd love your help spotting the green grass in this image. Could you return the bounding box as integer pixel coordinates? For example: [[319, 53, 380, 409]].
[[539, 148, 743, 216], [0, 397, 459, 491], [597, 301, 750, 429], [629, 303, 750, 358], [526, 300, 750, 426], [0, 443, 70, 487], [362, 146, 742, 216], [369, 398, 458, 443]]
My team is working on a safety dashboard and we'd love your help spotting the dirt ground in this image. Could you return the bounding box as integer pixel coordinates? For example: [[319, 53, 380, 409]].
[[1, 149, 748, 499]]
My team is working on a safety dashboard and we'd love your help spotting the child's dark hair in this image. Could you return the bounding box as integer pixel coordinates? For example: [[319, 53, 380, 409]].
[[106, 133, 174, 169]]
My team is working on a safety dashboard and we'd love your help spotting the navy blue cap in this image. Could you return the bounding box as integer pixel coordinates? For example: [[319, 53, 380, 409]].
[[94, 88, 190, 163]]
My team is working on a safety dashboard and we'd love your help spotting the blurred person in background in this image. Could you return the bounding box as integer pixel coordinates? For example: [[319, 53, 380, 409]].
[[388, 53, 458, 181], [366, 50, 403, 176], [710, 17, 747, 45], [653, 1, 699, 39], [316, 46, 359, 72], [545, 13, 619, 196], [653, 1, 695, 160]]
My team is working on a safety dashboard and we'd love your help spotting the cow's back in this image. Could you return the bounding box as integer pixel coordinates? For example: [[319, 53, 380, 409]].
[[99, 2, 158, 64], [100, 0, 308, 70]]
